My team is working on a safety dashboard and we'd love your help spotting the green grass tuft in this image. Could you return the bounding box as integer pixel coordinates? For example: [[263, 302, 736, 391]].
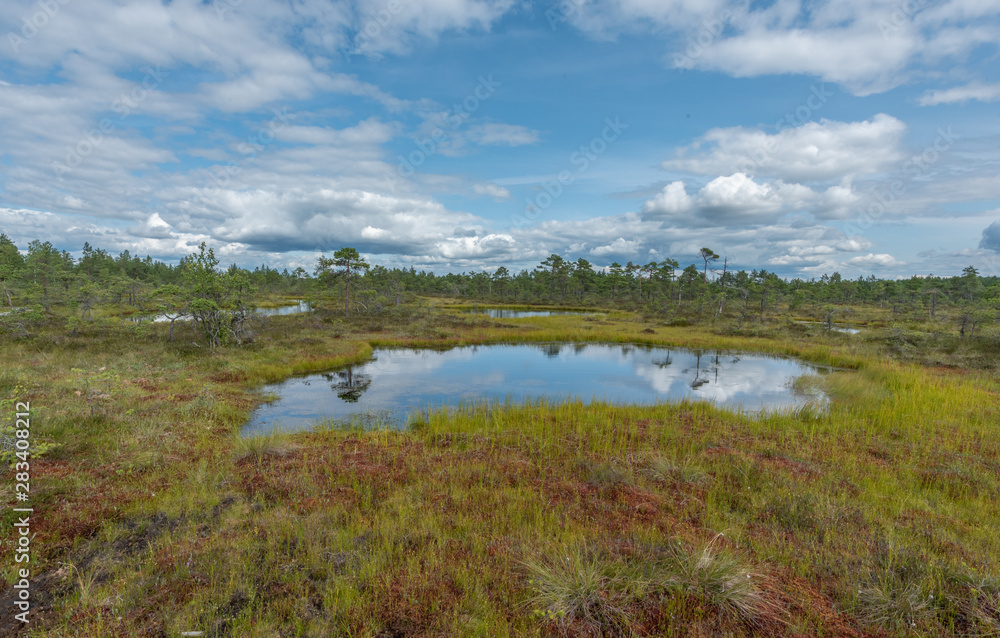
[[523, 544, 640, 637], [653, 535, 787, 631]]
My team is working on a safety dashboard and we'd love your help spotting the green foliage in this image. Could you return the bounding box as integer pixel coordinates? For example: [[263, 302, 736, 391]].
[[315, 247, 370, 317], [0, 304, 44, 338], [0, 234, 997, 351], [699, 246, 720, 281], [180, 242, 258, 347]]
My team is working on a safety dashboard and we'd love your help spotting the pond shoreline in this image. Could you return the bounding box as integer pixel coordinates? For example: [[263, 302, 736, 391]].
[[242, 341, 834, 436]]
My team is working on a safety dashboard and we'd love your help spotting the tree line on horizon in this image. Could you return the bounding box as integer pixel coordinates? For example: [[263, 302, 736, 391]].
[[1, 234, 998, 343]]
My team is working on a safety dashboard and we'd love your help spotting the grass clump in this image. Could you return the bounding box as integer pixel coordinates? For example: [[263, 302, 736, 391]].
[[522, 537, 786, 636], [644, 455, 712, 488], [946, 574, 1000, 636], [523, 544, 640, 637], [652, 535, 786, 631], [64, 562, 103, 608], [855, 577, 936, 632], [234, 429, 297, 464], [580, 459, 631, 490]]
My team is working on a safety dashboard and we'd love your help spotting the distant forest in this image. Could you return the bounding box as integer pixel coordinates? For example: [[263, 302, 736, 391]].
[[2, 234, 998, 343]]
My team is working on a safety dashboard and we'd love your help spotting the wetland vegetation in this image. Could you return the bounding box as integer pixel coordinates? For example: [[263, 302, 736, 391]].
[[1, 237, 999, 636]]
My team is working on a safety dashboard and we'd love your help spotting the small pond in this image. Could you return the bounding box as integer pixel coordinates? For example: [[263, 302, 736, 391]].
[[243, 343, 829, 436], [793, 321, 861, 334], [257, 300, 313, 317], [462, 307, 600, 318], [131, 300, 312, 323]]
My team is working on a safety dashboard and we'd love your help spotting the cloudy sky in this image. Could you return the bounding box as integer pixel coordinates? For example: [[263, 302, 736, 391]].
[[1, 0, 999, 278]]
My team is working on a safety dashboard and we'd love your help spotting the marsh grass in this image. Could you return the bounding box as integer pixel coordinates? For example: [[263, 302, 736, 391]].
[[314, 409, 397, 432], [234, 430, 297, 464], [62, 561, 102, 608], [652, 536, 787, 631], [956, 576, 1000, 636], [579, 459, 632, 489], [523, 544, 640, 637], [643, 455, 712, 488], [855, 578, 935, 632], [3, 300, 1000, 636], [522, 537, 786, 636]]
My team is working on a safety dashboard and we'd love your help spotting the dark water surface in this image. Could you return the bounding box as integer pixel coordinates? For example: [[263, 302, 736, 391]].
[[243, 343, 828, 435]]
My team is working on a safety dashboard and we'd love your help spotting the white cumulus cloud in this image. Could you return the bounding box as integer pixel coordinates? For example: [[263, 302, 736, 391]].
[[845, 253, 905, 268], [642, 173, 858, 226], [473, 183, 511, 199], [642, 181, 693, 215], [664, 115, 906, 183], [919, 82, 1000, 106]]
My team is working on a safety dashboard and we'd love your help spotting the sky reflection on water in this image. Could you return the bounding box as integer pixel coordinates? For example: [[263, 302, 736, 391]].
[[244, 343, 827, 435]]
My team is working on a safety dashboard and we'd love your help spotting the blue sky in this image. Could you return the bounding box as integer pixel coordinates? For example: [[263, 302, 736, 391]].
[[1, 0, 999, 279]]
